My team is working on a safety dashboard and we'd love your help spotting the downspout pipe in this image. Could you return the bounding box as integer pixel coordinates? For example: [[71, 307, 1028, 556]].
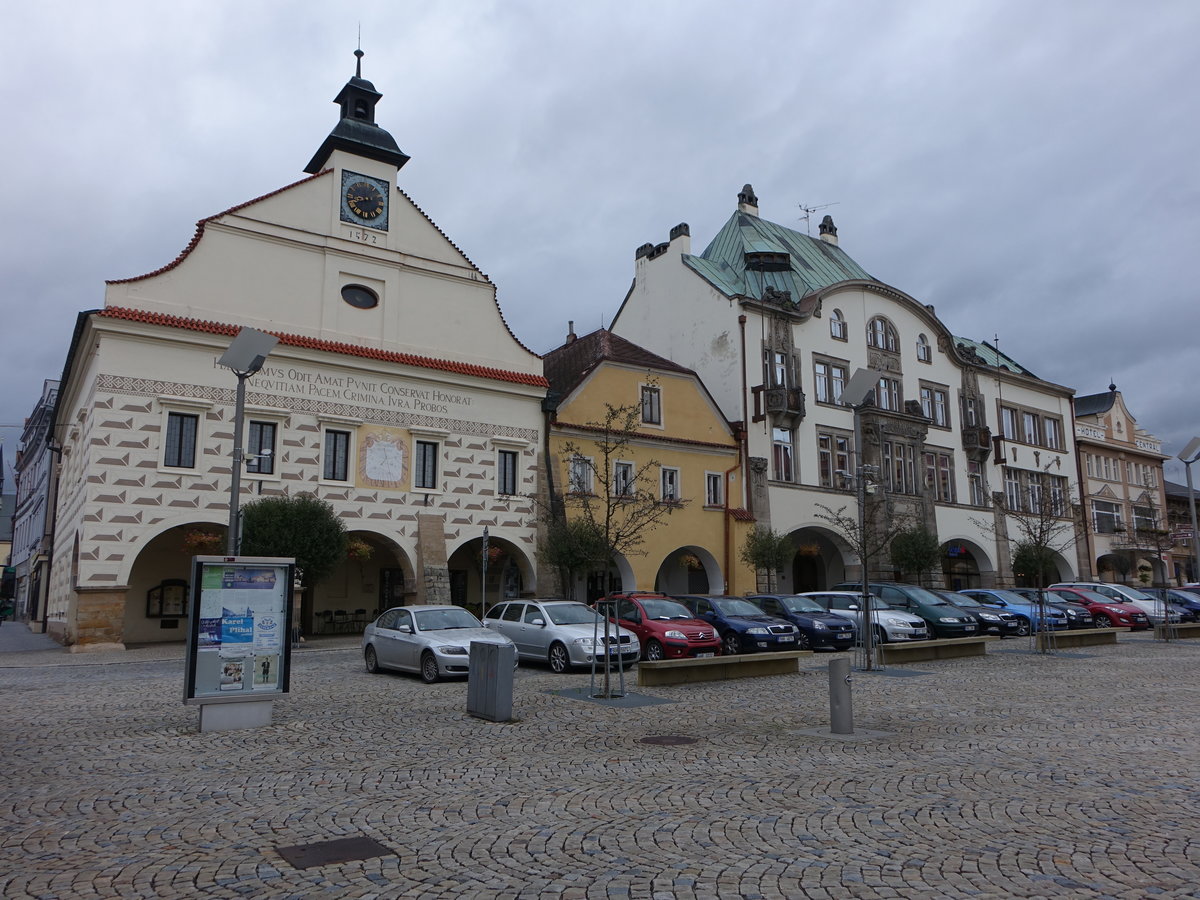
[[738, 314, 751, 515]]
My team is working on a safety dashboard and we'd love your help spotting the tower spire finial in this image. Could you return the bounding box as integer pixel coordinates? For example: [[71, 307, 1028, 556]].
[[354, 46, 363, 79]]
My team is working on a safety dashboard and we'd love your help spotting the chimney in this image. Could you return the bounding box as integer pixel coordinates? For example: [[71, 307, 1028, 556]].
[[669, 222, 691, 255], [737, 184, 759, 216], [818, 215, 838, 246], [566, 321, 577, 344]]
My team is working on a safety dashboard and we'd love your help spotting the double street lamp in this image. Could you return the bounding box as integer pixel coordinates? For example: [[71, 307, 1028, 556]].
[[218, 327, 280, 556]]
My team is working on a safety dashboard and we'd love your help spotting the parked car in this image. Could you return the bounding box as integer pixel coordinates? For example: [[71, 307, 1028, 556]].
[[1048, 582, 1179, 624], [484, 599, 640, 673], [955, 589, 1069, 632], [603, 592, 722, 661], [1008, 588, 1094, 629], [746, 594, 857, 651], [931, 590, 1024, 637], [801, 591, 928, 643], [362, 605, 517, 683], [1142, 588, 1200, 622], [832, 582, 978, 639], [675, 595, 799, 655], [1042, 586, 1150, 629]]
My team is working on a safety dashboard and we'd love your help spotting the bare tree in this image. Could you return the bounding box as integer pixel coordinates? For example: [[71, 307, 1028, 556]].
[[556, 399, 684, 596], [1112, 493, 1173, 587]]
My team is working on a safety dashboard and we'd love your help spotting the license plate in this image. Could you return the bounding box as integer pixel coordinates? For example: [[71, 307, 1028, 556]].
[[778, 635, 795, 642], [837, 633, 851, 640], [696, 652, 715, 658], [965, 625, 976, 631]]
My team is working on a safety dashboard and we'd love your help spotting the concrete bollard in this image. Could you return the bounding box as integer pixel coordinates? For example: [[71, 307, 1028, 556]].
[[828, 656, 853, 735]]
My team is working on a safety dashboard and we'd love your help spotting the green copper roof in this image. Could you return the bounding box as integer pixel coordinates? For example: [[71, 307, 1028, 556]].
[[683, 210, 875, 302], [952, 336, 1038, 378]]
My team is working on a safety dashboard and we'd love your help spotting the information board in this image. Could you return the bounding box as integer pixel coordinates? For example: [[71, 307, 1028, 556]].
[[184, 556, 295, 702]]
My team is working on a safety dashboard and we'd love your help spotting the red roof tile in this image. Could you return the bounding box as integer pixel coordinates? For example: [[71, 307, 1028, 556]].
[[97, 306, 549, 388]]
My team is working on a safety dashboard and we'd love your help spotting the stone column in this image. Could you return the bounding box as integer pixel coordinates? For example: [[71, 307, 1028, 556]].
[[70, 587, 128, 652], [415, 513, 451, 605]]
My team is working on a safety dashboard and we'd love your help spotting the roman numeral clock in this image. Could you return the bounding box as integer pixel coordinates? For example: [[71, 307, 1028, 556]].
[[340, 171, 389, 230]]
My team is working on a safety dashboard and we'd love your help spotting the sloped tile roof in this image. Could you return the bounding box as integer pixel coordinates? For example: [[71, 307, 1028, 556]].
[[952, 336, 1038, 378], [97, 307, 548, 388], [543, 328, 693, 398]]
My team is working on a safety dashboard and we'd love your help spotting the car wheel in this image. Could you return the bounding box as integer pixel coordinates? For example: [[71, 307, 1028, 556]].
[[1092, 614, 1110, 628], [795, 631, 812, 651], [364, 645, 380, 674], [548, 641, 571, 674], [645, 639, 665, 661], [874, 625, 889, 645], [722, 632, 742, 655], [420, 651, 440, 684], [1014, 617, 1031, 637]]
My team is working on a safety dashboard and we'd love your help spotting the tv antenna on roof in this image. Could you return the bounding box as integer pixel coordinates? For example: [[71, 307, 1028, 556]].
[[799, 201, 839, 235]]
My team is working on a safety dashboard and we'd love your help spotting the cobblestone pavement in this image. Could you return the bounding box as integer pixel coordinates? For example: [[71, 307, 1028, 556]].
[[2, 632, 1199, 899]]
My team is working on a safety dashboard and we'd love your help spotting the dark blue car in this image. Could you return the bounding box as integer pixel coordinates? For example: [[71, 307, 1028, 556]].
[[747, 594, 856, 651], [675, 595, 799, 656]]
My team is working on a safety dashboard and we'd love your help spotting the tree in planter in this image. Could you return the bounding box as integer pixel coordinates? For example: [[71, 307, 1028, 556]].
[[538, 517, 611, 602], [240, 493, 348, 633], [739, 526, 792, 592], [888, 527, 942, 586]]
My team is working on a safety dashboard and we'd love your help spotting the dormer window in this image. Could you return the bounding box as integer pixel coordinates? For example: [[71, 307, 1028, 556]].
[[830, 309, 847, 341]]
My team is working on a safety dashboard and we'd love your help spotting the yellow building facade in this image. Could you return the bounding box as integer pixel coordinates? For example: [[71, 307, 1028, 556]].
[[544, 328, 756, 600]]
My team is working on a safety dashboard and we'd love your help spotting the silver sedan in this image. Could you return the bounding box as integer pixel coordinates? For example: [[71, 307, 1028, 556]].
[[362, 605, 517, 683], [484, 599, 640, 673]]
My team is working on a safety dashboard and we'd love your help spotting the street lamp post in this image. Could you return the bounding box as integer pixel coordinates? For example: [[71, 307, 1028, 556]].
[[841, 368, 883, 670], [1179, 437, 1200, 583], [217, 328, 280, 556]]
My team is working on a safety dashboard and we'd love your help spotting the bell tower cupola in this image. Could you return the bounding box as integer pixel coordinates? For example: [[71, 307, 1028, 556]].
[[304, 49, 411, 175]]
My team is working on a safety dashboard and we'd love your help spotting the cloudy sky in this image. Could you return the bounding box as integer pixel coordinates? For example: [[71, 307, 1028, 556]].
[[2, 1, 1197, 485]]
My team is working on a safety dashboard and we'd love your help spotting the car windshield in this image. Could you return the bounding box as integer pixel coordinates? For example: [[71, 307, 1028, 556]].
[[899, 584, 954, 606], [1117, 586, 1154, 601], [780, 596, 826, 613], [545, 603, 603, 626], [711, 597, 766, 616], [829, 594, 889, 611], [986, 590, 1031, 604], [640, 599, 694, 620], [414, 607, 483, 631]]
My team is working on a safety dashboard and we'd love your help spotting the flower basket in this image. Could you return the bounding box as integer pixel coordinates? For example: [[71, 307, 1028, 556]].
[[346, 537, 374, 562], [182, 528, 223, 554]]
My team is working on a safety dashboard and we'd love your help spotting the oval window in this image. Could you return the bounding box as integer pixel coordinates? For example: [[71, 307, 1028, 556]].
[[341, 284, 379, 309]]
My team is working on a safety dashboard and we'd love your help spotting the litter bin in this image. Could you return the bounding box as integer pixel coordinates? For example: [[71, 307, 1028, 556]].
[[467, 641, 515, 722]]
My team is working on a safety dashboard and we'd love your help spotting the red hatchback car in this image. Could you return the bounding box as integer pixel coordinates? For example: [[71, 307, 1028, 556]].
[[1046, 587, 1150, 630], [602, 592, 722, 661]]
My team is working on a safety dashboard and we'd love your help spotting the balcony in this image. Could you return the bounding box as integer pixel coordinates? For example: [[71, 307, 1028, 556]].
[[752, 386, 805, 426], [961, 425, 992, 461]]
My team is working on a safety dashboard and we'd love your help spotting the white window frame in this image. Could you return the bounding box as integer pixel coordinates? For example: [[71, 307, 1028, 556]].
[[640, 384, 662, 426], [660, 466, 680, 503], [497, 448, 520, 496], [413, 438, 441, 492], [157, 397, 212, 474], [568, 455, 595, 494], [772, 427, 795, 482], [705, 472, 724, 507], [916, 333, 932, 362], [875, 376, 901, 411], [613, 460, 635, 498], [830, 309, 847, 341]]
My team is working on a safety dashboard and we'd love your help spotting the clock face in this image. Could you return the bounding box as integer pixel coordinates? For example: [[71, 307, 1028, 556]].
[[340, 171, 389, 230], [346, 182, 383, 219]]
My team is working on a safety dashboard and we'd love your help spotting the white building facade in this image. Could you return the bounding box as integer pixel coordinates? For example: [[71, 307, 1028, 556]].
[[47, 57, 547, 649], [611, 185, 1080, 591]]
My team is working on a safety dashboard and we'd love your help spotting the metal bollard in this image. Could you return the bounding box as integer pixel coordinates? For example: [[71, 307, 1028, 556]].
[[828, 656, 853, 735]]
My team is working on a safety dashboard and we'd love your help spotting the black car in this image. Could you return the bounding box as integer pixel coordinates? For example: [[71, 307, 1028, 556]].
[[674, 595, 798, 655], [933, 590, 1025, 637], [747, 594, 857, 651], [1009, 588, 1094, 629], [832, 582, 978, 639]]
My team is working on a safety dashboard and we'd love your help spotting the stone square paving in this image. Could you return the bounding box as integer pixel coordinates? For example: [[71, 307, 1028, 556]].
[[1, 627, 1198, 899]]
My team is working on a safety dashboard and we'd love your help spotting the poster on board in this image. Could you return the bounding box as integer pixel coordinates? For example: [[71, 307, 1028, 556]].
[[184, 556, 295, 702]]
